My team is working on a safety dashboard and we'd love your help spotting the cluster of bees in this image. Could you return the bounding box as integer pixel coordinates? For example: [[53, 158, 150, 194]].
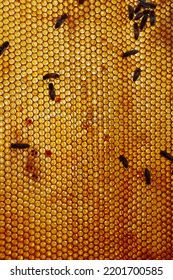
[[120, 1, 172, 184]]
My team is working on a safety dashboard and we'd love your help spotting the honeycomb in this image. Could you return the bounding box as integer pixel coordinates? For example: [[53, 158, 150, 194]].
[[0, 0, 173, 260]]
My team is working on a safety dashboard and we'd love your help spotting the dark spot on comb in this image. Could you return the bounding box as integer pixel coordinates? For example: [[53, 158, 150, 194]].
[[26, 163, 34, 173], [31, 149, 38, 157], [26, 118, 33, 126], [32, 174, 39, 181]]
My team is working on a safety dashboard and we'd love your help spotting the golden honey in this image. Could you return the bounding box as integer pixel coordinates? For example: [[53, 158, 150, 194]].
[[0, 0, 173, 260]]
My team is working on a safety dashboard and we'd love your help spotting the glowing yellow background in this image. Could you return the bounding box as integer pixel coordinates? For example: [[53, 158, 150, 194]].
[[0, 0, 172, 259]]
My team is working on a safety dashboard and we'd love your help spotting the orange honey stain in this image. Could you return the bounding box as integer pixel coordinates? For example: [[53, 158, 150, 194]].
[[31, 148, 38, 157], [25, 150, 40, 181], [55, 97, 61, 103], [25, 118, 33, 126], [32, 174, 39, 181], [82, 121, 89, 129], [45, 150, 52, 157], [25, 162, 34, 173], [103, 135, 109, 141]]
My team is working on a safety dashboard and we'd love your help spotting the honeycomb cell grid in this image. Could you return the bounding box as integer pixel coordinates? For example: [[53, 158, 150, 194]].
[[0, 0, 173, 260]]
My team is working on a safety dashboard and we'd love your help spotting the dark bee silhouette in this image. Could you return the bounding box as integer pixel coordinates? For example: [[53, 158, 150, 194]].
[[55, 14, 68, 29], [140, 13, 149, 31], [123, 49, 138, 58], [11, 143, 30, 149], [128, 5, 134, 20], [145, 168, 151, 185], [0, 41, 9, 55], [119, 155, 128, 168], [49, 83, 55, 101], [150, 10, 156, 26], [143, 10, 149, 14], [141, 2, 156, 9], [133, 68, 141, 81], [134, 3, 142, 14], [135, 12, 143, 20], [43, 73, 59, 80], [160, 151, 173, 162], [134, 23, 140, 40]]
